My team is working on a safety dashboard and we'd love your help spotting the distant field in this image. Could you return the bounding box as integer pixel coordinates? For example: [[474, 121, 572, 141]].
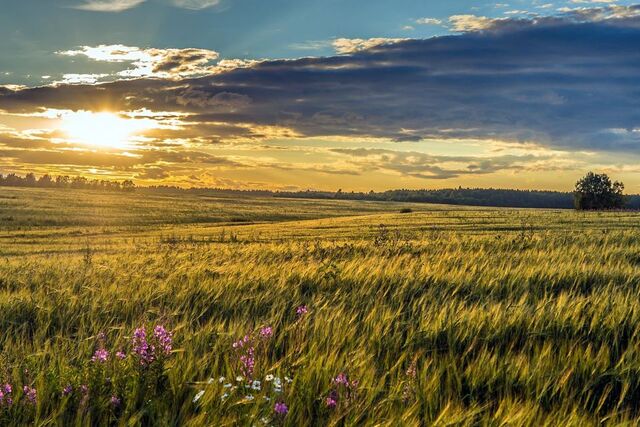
[[1, 187, 640, 425]]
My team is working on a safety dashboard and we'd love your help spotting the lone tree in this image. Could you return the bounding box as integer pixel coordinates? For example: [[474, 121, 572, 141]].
[[574, 172, 625, 210]]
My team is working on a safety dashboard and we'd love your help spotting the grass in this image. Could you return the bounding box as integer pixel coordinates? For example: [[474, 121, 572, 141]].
[[1, 187, 640, 425]]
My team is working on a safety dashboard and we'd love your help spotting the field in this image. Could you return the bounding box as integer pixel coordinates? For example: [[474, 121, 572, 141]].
[[2, 187, 640, 425]]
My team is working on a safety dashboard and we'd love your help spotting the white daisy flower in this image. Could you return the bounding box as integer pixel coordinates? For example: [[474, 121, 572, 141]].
[[251, 380, 262, 390], [218, 376, 226, 383], [265, 374, 274, 382], [244, 395, 255, 401], [193, 390, 205, 403]]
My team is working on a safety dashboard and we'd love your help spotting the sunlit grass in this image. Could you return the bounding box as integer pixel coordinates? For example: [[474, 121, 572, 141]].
[[0, 187, 640, 424]]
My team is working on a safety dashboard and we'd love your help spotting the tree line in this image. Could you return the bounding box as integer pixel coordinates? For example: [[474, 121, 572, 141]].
[[143, 184, 639, 210], [276, 188, 579, 208], [0, 173, 135, 192], [2, 172, 638, 210], [280, 173, 639, 210]]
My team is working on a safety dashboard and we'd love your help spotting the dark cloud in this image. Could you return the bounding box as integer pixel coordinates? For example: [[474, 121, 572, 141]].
[[0, 136, 240, 169], [135, 166, 170, 180], [330, 148, 546, 179], [2, 14, 640, 153]]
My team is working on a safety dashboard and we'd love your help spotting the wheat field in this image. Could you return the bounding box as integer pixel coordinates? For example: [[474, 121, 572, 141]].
[[1, 187, 640, 425]]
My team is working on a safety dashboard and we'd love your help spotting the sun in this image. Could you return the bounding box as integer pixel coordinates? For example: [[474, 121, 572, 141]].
[[61, 111, 149, 149]]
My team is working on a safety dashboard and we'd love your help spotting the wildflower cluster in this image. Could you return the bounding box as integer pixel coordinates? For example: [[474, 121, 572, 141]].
[[132, 327, 152, 364], [42, 324, 176, 421], [274, 401, 288, 415], [195, 372, 294, 423], [195, 320, 300, 422], [91, 348, 109, 363], [22, 386, 36, 406], [0, 384, 12, 406], [259, 326, 273, 339], [296, 305, 308, 317], [0, 381, 41, 410], [232, 323, 276, 380], [62, 385, 73, 396], [110, 395, 121, 407], [232, 335, 255, 378], [132, 324, 173, 365], [326, 372, 358, 410]]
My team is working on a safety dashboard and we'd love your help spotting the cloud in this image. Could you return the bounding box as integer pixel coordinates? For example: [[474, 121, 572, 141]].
[[415, 18, 443, 25], [59, 45, 220, 79], [449, 4, 640, 32], [569, 0, 617, 3], [293, 38, 408, 54], [330, 148, 551, 179], [176, 90, 251, 109], [71, 0, 146, 12], [0, 125, 241, 173], [332, 38, 408, 54], [289, 40, 333, 51], [558, 5, 640, 21], [55, 74, 110, 85], [448, 14, 512, 32], [171, 0, 222, 10], [3, 13, 640, 155]]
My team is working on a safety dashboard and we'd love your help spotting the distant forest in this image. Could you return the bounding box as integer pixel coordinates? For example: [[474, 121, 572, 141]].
[[145, 185, 640, 209], [0, 173, 135, 192], [2, 173, 640, 209]]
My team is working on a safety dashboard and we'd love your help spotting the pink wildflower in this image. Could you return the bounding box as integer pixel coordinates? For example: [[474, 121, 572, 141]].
[[296, 305, 308, 316], [325, 397, 337, 408], [239, 347, 256, 378], [110, 395, 121, 407], [333, 373, 349, 385], [62, 385, 73, 396], [259, 326, 273, 339], [132, 327, 154, 365], [0, 384, 12, 406], [22, 386, 36, 405], [153, 325, 173, 355], [116, 351, 126, 360], [274, 402, 288, 415], [232, 335, 250, 349], [91, 348, 109, 363]]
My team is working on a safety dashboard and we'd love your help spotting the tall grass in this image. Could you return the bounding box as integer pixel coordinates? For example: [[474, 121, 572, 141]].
[[0, 188, 640, 424]]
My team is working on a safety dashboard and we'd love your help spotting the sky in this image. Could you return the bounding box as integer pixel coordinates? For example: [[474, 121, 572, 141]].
[[1, 0, 640, 191]]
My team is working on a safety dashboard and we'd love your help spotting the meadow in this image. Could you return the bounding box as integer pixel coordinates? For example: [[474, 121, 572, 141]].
[[1, 187, 640, 425]]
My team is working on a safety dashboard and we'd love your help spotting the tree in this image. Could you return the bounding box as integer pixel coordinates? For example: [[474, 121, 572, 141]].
[[122, 180, 136, 192], [24, 173, 37, 187], [56, 175, 70, 187], [38, 174, 53, 187], [574, 172, 625, 210], [71, 176, 88, 188]]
